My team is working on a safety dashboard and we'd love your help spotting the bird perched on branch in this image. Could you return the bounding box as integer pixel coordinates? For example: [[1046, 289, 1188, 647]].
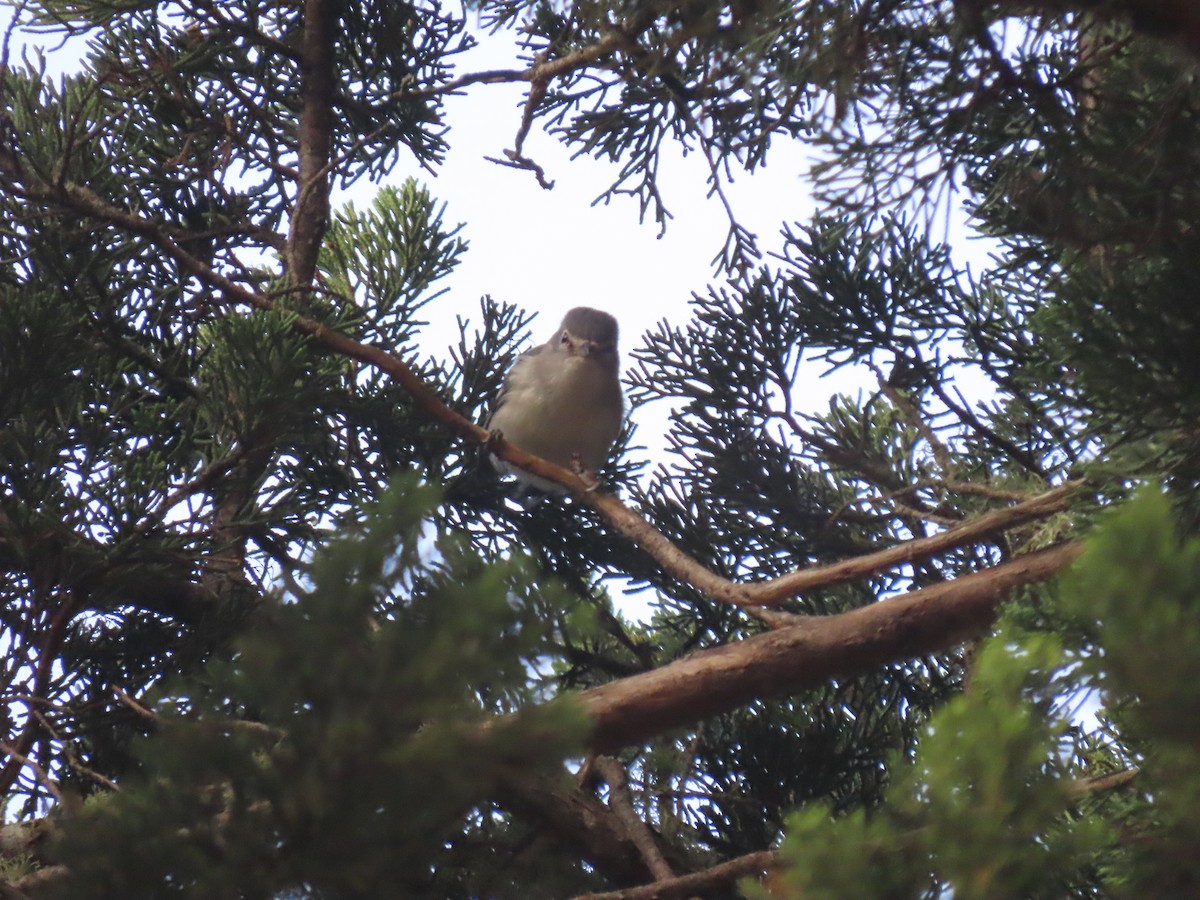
[[488, 307, 624, 495]]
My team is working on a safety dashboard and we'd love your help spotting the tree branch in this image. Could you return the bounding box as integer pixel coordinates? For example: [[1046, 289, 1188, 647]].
[[286, 0, 337, 287], [576, 542, 1082, 752], [573, 849, 776, 900], [593, 757, 675, 882]]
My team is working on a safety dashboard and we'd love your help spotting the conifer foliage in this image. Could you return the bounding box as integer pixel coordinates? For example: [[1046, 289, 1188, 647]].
[[2, 0, 1200, 896]]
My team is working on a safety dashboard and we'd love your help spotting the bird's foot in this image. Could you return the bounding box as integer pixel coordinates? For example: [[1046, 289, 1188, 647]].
[[570, 454, 602, 492], [484, 428, 506, 454]]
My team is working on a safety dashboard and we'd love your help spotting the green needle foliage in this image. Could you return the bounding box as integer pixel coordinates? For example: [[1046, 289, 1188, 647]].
[[762, 487, 1200, 898], [757, 631, 1106, 900], [50, 477, 588, 898]]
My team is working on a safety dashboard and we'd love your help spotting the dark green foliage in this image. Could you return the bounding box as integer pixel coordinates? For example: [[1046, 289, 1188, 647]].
[[50, 477, 587, 898], [1058, 487, 1200, 896]]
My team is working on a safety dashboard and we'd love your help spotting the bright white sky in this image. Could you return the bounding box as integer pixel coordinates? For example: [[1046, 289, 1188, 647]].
[[366, 23, 870, 461], [363, 25, 829, 451], [392, 24, 1001, 466]]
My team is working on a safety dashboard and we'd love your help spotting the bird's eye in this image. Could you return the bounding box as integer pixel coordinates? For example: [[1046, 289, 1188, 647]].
[[560, 331, 570, 345]]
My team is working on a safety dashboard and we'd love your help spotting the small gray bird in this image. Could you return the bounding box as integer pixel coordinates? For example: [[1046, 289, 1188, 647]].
[[488, 307, 624, 495]]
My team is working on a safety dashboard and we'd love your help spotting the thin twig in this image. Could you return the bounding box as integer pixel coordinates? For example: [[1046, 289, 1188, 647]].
[[113, 687, 156, 721], [572, 849, 776, 900], [0, 741, 63, 805]]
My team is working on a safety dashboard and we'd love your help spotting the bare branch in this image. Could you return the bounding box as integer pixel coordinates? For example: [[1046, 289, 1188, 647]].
[[573, 849, 776, 900], [286, 0, 337, 288], [577, 542, 1083, 752]]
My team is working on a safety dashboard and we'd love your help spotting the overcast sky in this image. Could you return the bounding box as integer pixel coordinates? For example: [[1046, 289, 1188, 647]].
[[362, 26, 818, 373], [367, 23, 859, 464], [395, 24, 1001, 462]]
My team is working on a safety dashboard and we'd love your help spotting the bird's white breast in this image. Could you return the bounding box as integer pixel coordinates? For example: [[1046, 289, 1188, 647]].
[[490, 353, 623, 472]]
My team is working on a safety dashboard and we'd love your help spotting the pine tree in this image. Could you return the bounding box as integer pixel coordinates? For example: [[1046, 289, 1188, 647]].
[[2, 0, 1199, 896]]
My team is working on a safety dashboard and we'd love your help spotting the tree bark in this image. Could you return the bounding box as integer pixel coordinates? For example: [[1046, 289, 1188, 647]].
[[577, 542, 1083, 752]]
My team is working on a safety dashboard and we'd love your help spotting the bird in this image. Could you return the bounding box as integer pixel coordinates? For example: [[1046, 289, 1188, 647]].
[[487, 307, 624, 496]]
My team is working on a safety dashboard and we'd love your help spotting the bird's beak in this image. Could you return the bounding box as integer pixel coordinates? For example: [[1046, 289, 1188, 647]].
[[576, 341, 596, 358]]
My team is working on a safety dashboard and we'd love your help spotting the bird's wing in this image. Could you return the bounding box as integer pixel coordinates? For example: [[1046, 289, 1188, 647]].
[[486, 343, 546, 428]]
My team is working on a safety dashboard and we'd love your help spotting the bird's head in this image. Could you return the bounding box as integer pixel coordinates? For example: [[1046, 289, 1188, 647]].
[[555, 307, 618, 365]]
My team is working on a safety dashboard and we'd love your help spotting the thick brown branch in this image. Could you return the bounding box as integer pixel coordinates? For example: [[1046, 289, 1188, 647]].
[[287, 0, 337, 287], [577, 542, 1083, 752]]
